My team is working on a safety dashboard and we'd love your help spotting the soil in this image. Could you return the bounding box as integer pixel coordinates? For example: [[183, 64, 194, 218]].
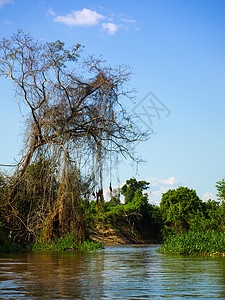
[[89, 223, 156, 246]]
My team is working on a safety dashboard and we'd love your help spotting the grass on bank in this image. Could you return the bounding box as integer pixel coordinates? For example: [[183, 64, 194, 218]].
[[0, 231, 102, 253], [31, 232, 102, 252], [158, 230, 225, 256]]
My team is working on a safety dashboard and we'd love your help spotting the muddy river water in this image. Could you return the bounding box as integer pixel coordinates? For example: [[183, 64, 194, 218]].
[[0, 245, 225, 299]]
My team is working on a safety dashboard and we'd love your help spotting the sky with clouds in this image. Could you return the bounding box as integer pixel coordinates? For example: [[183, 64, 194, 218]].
[[52, 8, 120, 35], [0, 0, 225, 204]]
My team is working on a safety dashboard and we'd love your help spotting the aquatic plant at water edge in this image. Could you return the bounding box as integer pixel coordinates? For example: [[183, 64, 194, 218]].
[[31, 232, 102, 251], [158, 230, 225, 255]]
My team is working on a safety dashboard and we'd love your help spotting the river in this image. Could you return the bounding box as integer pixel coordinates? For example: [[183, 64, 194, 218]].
[[0, 245, 225, 299]]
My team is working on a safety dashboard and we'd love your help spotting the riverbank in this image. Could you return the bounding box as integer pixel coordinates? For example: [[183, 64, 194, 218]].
[[0, 217, 160, 253], [89, 222, 159, 246]]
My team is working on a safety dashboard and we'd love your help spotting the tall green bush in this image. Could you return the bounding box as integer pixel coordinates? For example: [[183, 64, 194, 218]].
[[160, 187, 204, 232]]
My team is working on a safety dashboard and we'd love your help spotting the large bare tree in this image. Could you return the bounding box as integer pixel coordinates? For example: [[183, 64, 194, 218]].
[[0, 31, 148, 240]]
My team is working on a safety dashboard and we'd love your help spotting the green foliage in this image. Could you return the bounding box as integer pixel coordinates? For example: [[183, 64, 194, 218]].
[[104, 205, 123, 226], [32, 232, 76, 251], [160, 186, 203, 231], [76, 240, 102, 251], [104, 180, 150, 222], [121, 178, 150, 204], [158, 230, 225, 255], [190, 199, 225, 231], [80, 199, 96, 220], [4, 169, 225, 253], [103, 180, 163, 241], [216, 179, 225, 201], [31, 232, 102, 251], [123, 190, 148, 213]]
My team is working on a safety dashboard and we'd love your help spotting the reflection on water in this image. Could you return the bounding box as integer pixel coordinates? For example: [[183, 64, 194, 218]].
[[0, 245, 225, 299]]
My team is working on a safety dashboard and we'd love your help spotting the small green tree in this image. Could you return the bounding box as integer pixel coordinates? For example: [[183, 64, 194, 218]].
[[121, 178, 150, 204], [160, 186, 203, 231], [107, 188, 121, 207], [216, 179, 225, 201], [123, 190, 148, 213]]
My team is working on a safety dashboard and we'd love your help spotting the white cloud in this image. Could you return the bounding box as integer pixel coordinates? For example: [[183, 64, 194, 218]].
[[52, 8, 137, 35], [151, 185, 168, 197], [0, 0, 14, 8], [148, 176, 178, 187], [102, 22, 118, 35], [146, 176, 180, 205], [202, 192, 215, 201], [54, 8, 105, 27], [161, 176, 178, 185]]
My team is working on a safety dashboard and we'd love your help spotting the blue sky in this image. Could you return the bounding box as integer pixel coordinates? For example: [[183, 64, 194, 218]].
[[0, 0, 225, 204]]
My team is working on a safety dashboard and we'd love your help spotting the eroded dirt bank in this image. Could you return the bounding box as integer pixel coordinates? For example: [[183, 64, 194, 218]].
[[89, 223, 159, 246]]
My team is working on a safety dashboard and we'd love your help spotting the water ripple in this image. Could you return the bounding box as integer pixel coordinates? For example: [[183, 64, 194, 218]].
[[0, 246, 225, 299]]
